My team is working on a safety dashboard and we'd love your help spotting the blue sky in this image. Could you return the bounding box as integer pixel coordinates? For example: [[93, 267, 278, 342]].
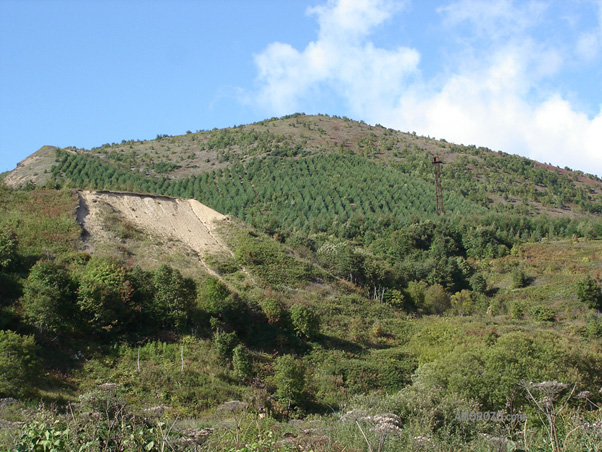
[[1, 0, 602, 176]]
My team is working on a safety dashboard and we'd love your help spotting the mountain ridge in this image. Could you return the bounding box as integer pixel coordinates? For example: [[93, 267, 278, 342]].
[[4, 114, 602, 235]]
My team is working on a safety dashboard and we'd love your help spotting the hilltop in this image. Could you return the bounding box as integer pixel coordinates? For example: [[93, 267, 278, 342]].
[[6, 114, 602, 233]]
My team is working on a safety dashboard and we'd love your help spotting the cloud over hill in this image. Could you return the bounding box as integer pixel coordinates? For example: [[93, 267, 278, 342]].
[[251, 0, 602, 176]]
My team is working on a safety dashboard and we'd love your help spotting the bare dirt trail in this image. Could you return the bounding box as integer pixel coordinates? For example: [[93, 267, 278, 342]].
[[77, 190, 232, 277]]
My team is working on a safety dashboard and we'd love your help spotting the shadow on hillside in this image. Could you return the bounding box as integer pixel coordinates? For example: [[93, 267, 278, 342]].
[[314, 333, 364, 354]]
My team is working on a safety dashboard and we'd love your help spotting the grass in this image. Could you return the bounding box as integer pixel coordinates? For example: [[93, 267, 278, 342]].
[[1, 185, 602, 451]]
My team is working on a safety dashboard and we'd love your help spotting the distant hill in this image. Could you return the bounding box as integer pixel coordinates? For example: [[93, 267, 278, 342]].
[[5, 114, 602, 237]]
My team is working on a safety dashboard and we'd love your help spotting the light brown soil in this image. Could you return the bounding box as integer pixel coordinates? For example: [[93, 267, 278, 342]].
[[78, 190, 233, 276]]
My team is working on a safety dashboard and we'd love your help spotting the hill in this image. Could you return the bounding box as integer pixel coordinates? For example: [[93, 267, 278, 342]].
[[6, 114, 602, 237], [2, 115, 602, 451]]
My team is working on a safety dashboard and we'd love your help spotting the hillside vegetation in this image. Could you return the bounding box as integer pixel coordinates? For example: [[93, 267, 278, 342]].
[[1, 115, 602, 451]]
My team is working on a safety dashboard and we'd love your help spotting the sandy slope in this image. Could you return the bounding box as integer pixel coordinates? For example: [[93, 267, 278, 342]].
[[77, 190, 232, 275]]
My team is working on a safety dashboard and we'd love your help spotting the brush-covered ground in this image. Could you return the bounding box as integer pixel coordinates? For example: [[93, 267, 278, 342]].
[[1, 183, 602, 452]]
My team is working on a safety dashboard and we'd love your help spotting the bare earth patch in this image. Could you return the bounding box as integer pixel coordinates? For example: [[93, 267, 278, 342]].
[[77, 190, 233, 277]]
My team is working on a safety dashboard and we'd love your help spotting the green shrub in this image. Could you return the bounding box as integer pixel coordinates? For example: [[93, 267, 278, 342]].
[[260, 298, 283, 325], [199, 277, 230, 310], [13, 420, 70, 452], [529, 305, 556, 322], [576, 276, 602, 310], [208, 293, 253, 335], [469, 273, 487, 293], [406, 280, 427, 313], [450, 290, 474, 316], [232, 344, 252, 381], [0, 227, 17, 271], [0, 330, 40, 397], [273, 355, 306, 407], [289, 304, 319, 339], [21, 259, 76, 335], [235, 233, 315, 287], [77, 258, 133, 333], [424, 284, 450, 315], [508, 301, 524, 319], [151, 264, 196, 329], [384, 289, 408, 310], [511, 268, 528, 288], [586, 315, 602, 338], [214, 331, 239, 361]]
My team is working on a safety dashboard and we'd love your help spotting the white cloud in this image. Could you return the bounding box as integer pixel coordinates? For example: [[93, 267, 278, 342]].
[[437, 0, 546, 40], [251, 0, 418, 117], [576, 0, 602, 61], [249, 0, 602, 176]]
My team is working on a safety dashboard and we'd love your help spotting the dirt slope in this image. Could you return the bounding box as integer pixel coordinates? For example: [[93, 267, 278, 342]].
[[3, 146, 58, 188], [77, 190, 233, 276]]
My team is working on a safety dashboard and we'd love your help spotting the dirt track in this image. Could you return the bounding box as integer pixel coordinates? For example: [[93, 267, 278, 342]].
[[77, 190, 232, 275]]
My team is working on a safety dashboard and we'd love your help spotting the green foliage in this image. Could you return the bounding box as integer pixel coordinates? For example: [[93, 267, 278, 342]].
[[273, 355, 306, 407], [232, 344, 253, 381], [151, 264, 196, 328], [260, 298, 284, 325], [511, 268, 529, 288], [508, 301, 524, 319], [576, 276, 602, 310], [76, 257, 133, 333], [13, 395, 184, 451], [21, 259, 76, 335], [424, 284, 450, 315], [289, 304, 319, 339], [205, 291, 252, 336], [0, 226, 18, 270], [383, 289, 406, 310], [529, 305, 556, 322], [469, 273, 486, 293], [413, 330, 602, 410], [405, 280, 427, 313], [199, 277, 231, 309], [13, 420, 70, 452], [0, 330, 40, 397], [214, 331, 239, 360], [235, 233, 315, 287], [450, 290, 474, 316]]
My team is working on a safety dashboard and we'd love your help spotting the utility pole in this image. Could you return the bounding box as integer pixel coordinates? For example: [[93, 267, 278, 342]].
[[432, 156, 445, 216]]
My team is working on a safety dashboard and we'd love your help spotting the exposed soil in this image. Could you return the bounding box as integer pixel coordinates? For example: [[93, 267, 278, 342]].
[[77, 190, 232, 276]]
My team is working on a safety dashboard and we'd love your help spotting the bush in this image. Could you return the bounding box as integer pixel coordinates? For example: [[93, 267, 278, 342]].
[[289, 304, 319, 339], [0, 227, 18, 271], [450, 290, 473, 316], [424, 284, 450, 315], [405, 280, 427, 313], [384, 289, 408, 310], [208, 293, 253, 336], [576, 276, 602, 310], [199, 277, 230, 309], [260, 298, 283, 325], [21, 259, 76, 336], [508, 301, 524, 319], [511, 268, 528, 288], [0, 330, 40, 397], [151, 264, 196, 329], [76, 258, 133, 334], [529, 305, 556, 322], [214, 331, 239, 361], [469, 273, 487, 294], [232, 344, 252, 381], [273, 355, 306, 407]]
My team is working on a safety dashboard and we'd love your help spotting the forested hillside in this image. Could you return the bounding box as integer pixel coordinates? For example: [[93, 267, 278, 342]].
[[10, 114, 602, 223], [2, 115, 602, 451]]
